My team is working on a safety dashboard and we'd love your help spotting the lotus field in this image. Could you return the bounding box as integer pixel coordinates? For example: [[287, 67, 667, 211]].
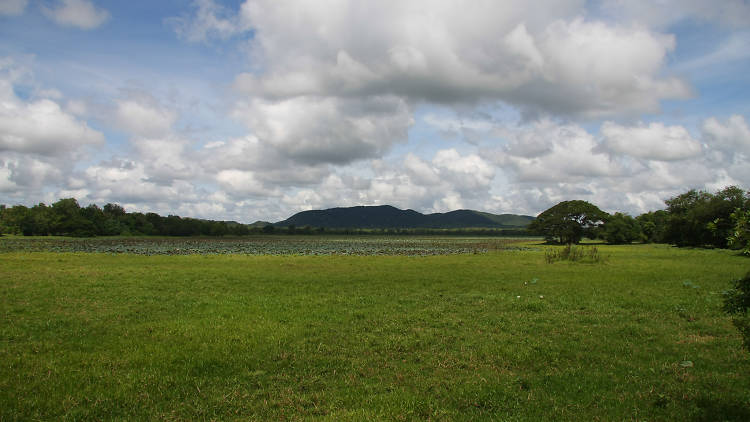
[[0, 235, 533, 255]]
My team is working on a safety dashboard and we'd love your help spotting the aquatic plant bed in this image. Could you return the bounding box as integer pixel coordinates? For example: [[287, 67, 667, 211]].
[[0, 235, 534, 256]]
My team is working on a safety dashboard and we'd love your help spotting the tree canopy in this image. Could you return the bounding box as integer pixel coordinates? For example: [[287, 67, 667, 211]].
[[663, 186, 749, 248], [603, 212, 642, 244], [0, 198, 250, 237], [528, 200, 609, 245]]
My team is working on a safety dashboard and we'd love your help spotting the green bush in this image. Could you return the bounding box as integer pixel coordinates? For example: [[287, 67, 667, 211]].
[[723, 272, 750, 352], [545, 245, 603, 264]]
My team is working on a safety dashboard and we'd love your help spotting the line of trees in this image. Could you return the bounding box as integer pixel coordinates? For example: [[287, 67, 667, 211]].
[[0, 198, 253, 237], [528, 186, 750, 253], [0, 198, 530, 238]]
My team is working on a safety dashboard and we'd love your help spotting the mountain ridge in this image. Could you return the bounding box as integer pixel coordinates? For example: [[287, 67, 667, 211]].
[[274, 205, 534, 229]]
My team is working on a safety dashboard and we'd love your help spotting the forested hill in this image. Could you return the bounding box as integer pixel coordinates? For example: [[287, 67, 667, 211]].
[[275, 205, 534, 229]]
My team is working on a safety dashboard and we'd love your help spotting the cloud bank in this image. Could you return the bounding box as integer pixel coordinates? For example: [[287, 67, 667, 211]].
[[1, 0, 749, 223]]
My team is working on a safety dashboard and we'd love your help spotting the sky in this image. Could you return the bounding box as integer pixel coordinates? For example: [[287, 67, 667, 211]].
[[1, 0, 750, 223]]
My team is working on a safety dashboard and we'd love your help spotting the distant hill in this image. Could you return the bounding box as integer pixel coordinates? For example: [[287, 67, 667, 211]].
[[275, 205, 534, 229]]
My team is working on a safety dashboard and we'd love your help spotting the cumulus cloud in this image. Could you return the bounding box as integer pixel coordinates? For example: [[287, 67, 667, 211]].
[[198, 135, 331, 186], [0, 154, 65, 190], [0, 0, 27, 16], [129, 137, 197, 184], [702, 115, 750, 155], [215, 169, 278, 197], [702, 115, 750, 184], [232, 95, 414, 165], [489, 120, 620, 183], [83, 159, 199, 204], [432, 149, 495, 195], [0, 59, 104, 156], [232, 1, 687, 117], [42, 0, 110, 30], [601, 121, 702, 161], [115, 99, 178, 138], [6, 1, 749, 224], [208, 0, 692, 170]]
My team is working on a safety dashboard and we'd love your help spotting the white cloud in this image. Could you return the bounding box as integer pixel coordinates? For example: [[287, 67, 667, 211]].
[[232, 95, 414, 165], [0, 0, 27, 16], [0, 59, 104, 155], [490, 120, 620, 183], [130, 137, 196, 184], [403, 153, 441, 186], [197, 135, 331, 186], [215, 169, 278, 197], [0, 154, 64, 190], [232, 1, 687, 118], [530, 19, 689, 117], [42, 0, 110, 30], [601, 121, 702, 161], [0, 98, 104, 154], [115, 100, 177, 138], [83, 159, 199, 205], [432, 149, 495, 194], [207, 0, 694, 172], [702, 114, 750, 155]]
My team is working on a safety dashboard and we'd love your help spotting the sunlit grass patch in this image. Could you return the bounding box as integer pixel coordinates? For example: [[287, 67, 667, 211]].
[[1, 242, 749, 420]]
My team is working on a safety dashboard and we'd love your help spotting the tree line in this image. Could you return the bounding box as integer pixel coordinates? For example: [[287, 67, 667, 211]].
[[529, 185, 750, 254], [0, 198, 253, 237], [0, 198, 529, 238], [1, 186, 749, 253]]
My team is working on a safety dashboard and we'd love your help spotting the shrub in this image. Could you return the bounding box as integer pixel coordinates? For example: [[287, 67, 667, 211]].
[[728, 209, 750, 256], [545, 245, 604, 264], [723, 272, 750, 352]]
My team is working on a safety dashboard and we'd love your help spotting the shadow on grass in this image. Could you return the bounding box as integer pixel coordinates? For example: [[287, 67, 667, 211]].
[[692, 397, 750, 422]]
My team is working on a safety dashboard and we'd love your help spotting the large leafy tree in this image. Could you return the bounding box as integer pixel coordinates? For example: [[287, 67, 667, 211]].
[[529, 200, 609, 245]]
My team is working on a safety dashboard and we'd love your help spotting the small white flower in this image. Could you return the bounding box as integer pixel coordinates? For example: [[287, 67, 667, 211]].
[[539, 295, 544, 299], [516, 295, 521, 299]]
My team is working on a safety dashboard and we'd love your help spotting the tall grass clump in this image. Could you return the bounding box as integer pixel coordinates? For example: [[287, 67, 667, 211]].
[[545, 244, 604, 264]]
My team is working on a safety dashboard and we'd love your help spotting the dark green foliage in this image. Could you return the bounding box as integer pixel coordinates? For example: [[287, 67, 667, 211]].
[[636, 210, 668, 243], [723, 272, 750, 351], [728, 209, 750, 256], [528, 200, 609, 245], [0, 198, 253, 238], [664, 186, 749, 248], [603, 212, 642, 244]]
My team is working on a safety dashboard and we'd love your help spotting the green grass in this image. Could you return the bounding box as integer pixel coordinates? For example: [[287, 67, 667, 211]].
[[1, 242, 749, 420]]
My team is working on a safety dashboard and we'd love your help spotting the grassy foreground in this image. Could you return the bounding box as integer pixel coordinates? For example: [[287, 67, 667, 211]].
[[1, 243, 749, 420]]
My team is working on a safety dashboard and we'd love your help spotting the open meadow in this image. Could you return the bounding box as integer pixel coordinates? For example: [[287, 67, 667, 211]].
[[1, 236, 749, 420]]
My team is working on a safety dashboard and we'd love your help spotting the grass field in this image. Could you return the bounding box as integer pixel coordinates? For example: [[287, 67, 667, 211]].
[[1, 238, 750, 420]]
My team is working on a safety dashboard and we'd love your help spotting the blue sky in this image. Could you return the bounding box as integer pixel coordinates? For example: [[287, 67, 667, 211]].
[[1, 0, 750, 222]]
